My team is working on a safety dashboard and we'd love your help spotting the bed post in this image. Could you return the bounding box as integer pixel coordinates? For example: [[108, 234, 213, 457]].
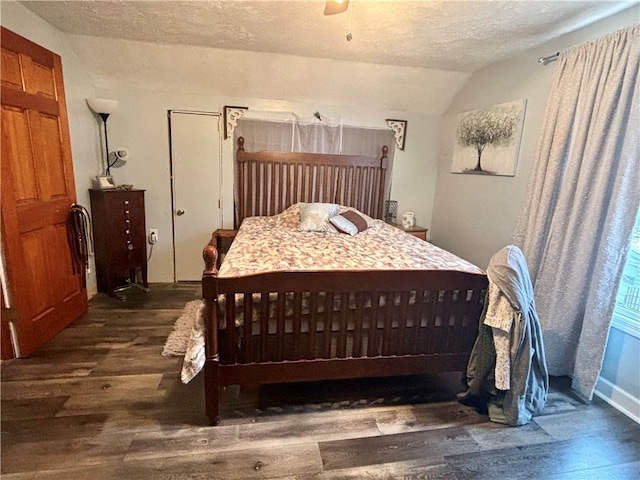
[[204, 342, 220, 425], [378, 145, 389, 219], [202, 245, 220, 424], [236, 136, 245, 229]]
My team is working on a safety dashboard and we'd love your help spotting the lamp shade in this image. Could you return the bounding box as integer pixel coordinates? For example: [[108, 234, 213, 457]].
[[86, 98, 118, 115]]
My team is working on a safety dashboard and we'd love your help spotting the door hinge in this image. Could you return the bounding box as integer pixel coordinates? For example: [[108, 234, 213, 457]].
[[2, 307, 18, 324]]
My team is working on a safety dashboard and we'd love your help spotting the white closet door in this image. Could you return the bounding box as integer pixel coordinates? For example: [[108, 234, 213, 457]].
[[170, 111, 222, 281]]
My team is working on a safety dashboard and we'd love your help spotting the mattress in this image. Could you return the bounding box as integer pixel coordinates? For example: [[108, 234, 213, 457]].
[[218, 204, 483, 277]]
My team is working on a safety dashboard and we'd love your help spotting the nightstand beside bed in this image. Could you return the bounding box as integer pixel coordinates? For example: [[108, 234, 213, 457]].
[[393, 224, 428, 241]]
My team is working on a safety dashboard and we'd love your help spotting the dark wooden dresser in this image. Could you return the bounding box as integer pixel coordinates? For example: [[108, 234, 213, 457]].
[[89, 189, 148, 296]]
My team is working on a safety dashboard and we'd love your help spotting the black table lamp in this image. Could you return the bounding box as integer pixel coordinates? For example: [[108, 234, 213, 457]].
[[87, 98, 118, 175]]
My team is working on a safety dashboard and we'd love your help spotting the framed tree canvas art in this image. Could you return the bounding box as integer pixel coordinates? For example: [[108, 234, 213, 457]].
[[451, 99, 526, 176]]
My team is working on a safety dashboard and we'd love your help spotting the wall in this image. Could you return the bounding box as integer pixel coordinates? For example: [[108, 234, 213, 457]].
[[67, 34, 458, 283], [432, 5, 639, 269], [75, 86, 445, 283], [432, 5, 640, 422], [596, 326, 640, 423], [1, 0, 471, 287], [0, 1, 101, 295]]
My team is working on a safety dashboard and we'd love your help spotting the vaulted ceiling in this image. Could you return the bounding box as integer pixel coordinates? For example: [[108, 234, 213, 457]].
[[19, 0, 638, 72]]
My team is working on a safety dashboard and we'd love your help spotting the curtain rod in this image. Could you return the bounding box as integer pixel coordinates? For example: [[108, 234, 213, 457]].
[[538, 52, 560, 66]]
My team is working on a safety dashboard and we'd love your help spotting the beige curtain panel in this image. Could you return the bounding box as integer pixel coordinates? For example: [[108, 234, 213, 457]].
[[513, 25, 639, 400]]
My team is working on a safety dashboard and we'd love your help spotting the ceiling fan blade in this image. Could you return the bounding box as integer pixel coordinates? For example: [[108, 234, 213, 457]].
[[324, 0, 349, 15]]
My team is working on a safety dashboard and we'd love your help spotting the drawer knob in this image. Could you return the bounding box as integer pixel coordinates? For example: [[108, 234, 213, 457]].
[[177, 209, 185, 216]]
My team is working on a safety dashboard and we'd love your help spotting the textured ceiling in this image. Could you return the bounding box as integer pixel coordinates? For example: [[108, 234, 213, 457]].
[[18, 0, 638, 72]]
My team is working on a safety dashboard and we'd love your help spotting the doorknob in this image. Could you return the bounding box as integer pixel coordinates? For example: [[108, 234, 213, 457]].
[[176, 209, 185, 216]]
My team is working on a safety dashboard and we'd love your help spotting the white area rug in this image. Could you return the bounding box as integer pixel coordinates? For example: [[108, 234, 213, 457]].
[[162, 300, 202, 356]]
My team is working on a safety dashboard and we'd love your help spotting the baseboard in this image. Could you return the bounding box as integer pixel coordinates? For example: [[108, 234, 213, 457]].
[[594, 376, 640, 424]]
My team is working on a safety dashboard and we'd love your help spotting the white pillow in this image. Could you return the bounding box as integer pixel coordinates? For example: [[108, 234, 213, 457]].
[[298, 203, 339, 232]]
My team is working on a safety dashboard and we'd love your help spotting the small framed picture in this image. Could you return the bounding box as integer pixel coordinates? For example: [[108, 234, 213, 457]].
[[94, 175, 116, 189]]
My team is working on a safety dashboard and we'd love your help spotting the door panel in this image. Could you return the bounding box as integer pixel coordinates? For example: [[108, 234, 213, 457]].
[[1, 49, 22, 88], [36, 112, 68, 197], [22, 230, 55, 317], [170, 111, 222, 281], [1, 27, 87, 357], [3, 107, 38, 200], [26, 60, 57, 98]]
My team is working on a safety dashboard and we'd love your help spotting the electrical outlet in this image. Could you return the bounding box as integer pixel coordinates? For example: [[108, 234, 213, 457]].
[[148, 229, 158, 244]]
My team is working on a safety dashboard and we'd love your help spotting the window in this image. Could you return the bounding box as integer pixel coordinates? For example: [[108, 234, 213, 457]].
[[612, 208, 640, 338]]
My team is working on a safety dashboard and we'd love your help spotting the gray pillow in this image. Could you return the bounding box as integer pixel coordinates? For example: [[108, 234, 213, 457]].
[[330, 210, 369, 236]]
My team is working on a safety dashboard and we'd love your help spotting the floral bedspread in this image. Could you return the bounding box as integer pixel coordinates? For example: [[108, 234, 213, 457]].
[[218, 204, 484, 277]]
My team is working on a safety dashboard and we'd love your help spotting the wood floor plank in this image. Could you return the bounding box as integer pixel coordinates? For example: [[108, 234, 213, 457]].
[[314, 460, 456, 480], [373, 405, 420, 434], [89, 345, 182, 376], [0, 362, 96, 382], [374, 401, 485, 435], [0, 397, 69, 421], [55, 390, 167, 418], [0, 348, 111, 366], [0, 433, 133, 475], [51, 327, 174, 347], [1, 373, 164, 400], [0, 473, 37, 480], [125, 443, 322, 480], [543, 460, 640, 480], [236, 409, 381, 443], [535, 390, 582, 415], [464, 419, 555, 451], [126, 409, 382, 462], [533, 399, 640, 440], [1, 413, 109, 444], [22, 463, 299, 480], [78, 308, 190, 325], [445, 430, 640, 480], [319, 426, 480, 471], [124, 424, 240, 461]]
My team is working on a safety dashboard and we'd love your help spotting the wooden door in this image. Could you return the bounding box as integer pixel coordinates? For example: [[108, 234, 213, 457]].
[[170, 111, 222, 281], [1, 28, 88, 357]]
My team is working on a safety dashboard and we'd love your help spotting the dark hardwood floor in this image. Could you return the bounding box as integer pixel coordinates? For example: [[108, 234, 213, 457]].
[[2, 283, 638, 479]]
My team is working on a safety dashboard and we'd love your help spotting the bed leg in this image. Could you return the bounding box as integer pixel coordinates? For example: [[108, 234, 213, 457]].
[[204, 359, 220, 425]]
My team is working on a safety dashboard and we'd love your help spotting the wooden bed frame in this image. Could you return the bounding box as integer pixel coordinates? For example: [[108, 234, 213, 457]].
[[201, 137, 488, 424]]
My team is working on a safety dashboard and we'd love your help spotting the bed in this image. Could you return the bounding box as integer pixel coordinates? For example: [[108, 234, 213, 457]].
[[199, 137, 488, 424]]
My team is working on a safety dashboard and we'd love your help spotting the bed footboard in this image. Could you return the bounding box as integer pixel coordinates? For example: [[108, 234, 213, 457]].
[[201, 243, 487, 425]]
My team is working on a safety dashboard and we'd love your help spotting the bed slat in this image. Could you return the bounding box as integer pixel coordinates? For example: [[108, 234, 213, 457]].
[[242, 293, 252, 362], [323, 292, 334, 359]]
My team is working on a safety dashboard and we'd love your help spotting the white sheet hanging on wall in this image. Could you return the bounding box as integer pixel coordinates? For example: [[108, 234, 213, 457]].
[[293, 113, 342, 154], [234, 111, 397, 204]]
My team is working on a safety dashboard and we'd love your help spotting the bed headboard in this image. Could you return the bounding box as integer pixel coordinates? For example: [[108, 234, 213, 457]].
[[235, 136, 389, 227]]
